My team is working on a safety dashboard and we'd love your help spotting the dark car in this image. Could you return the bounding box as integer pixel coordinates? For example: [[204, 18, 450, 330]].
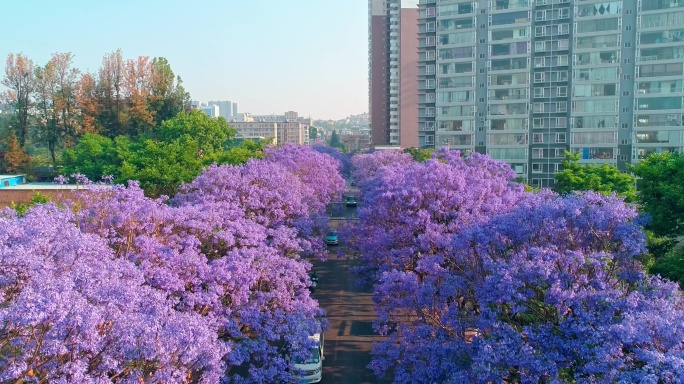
[[345, 196, 357, 207]]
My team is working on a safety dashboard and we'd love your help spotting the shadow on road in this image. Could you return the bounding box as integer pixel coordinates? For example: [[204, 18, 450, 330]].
[[310, 256, 392, 384]]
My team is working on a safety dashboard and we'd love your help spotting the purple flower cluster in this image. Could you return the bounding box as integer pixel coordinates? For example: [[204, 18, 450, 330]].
[[0, 145, 345, 383], [348, 149, 684, 383]]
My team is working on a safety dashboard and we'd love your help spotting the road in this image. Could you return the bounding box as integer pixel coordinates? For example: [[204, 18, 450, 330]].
[[310, 217, 392, 384]]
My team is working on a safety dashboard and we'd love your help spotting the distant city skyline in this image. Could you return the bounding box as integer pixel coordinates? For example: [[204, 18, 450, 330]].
[[0, 0, 368, 120]]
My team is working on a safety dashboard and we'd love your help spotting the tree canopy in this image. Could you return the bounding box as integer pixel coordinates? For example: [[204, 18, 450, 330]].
[[554, 151, 636, 202], [344, 149, 684, 383], [631, 152, 684, 238]]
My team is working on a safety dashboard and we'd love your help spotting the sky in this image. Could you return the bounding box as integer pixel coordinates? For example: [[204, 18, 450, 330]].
[[0, 0, 369, 120]]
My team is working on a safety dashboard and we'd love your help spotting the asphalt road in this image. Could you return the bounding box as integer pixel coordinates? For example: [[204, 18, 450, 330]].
[[310, 226, 392, 384]]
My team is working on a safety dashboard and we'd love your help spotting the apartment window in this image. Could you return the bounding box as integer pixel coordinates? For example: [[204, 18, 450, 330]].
[[533, 133, 543, 143], [622, 91, 630, 96], [425, 107, 435, 117], [426, 22, 436, 32], [426, 50, 435, 60], [557, 102, 567, 112], [480, 68, 485, 73], [624, 74, 631, 80], [556, 133, 566, 143], [536, 10, 546, 21], [480, 39, 486, 44], [535, 41, 545, 51], [625, 42, 631, 48], [532, 163, 542, 173], [427, 36, 436, 46], [534, 88, 545, 97], [425, 135, 434, 145], [480, 54, 485, 58], [479, 97, 485, 102], [427, 7, 436, 17], [534, 72, 545, 83], [557, 117, 567, 127], [621, 139, 629, 145], [535, 26, 546, 37], [557, 86, 567, 97], [534, 118, 543, 128], [426, 79, 435, 89], [621, 155, 628, 161], [622, 107, 629, 112], [622, 123, 629, 129], [626, 26, 632, 31]]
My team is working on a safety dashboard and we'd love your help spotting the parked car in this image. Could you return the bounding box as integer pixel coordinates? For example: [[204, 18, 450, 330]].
[[345, 195, 357, 207], [290, 333, 325, 383], [324, 230, 339, 245]]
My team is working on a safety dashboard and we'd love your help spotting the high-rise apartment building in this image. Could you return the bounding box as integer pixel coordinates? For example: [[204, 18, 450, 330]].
[[369, 0, 420, 147], [413, 0, 684, 188]]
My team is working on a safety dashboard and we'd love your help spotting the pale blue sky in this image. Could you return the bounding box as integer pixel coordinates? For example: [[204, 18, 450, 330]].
[[1, 0, 369, 120]]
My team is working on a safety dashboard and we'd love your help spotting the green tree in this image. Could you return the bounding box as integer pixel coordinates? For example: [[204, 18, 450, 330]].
[[218, 139, 268, 165], [631, 152, 684, 238], [328, 130, 344, 151], [309, 126, 318, 140], [554, 151, 636, 202], [118, 137, 205, 197], [403, 147, 434, 162], [154, 110, 235, 160], [2, 53, 36, 148], [61, 133, 122, 180]]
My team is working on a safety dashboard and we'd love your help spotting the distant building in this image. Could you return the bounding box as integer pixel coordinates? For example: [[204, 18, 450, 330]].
[[232, 122, 278, 143], [231, 111, 312, 145], [368, 0, 419, 148], [340, 134, 372, 153], [192, 100, 238, 119], [200, 104, 220, 118]]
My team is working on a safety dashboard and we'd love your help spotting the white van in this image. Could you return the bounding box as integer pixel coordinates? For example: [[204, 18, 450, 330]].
[[291, 333, 324, 383]]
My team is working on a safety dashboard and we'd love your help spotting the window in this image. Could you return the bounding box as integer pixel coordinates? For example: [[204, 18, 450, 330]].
[[534, 72, 545, 83], [557, 102, 567, 112], [533, 133, 543, 143], [532, 163, 542, 173], [534, 87, 545, 97], [535, 26, 546, 37], [622, 123, 629, 129], [556, 133, 566, 143], [536, 10, 546, 21], [426, 50, 435, 60], [623, 91, 630, 96], [557, 86, 567, 97], [426, 22, 436, 32], [427, 36, 436, 46], [426, 79, 435, 89], [427, 7, 436, 17], [621, 155, 627, 161]]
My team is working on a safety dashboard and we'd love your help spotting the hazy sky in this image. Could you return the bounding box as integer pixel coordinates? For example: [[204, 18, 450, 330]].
[[1, 0, 369, 120]]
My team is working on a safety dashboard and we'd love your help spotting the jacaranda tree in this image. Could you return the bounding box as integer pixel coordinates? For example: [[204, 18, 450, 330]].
[[0, 145, 345, 383], [348, 149, 684, 383]]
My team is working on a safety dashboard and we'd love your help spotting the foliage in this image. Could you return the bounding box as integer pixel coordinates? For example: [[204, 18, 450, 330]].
[[347, 149, 684, 383], [312, 144, 352, 178], [309, 126, 318, 140], [402, 147, 434, 162], [10, 191, 52, 216], [631, 151, 684, 238], [650, 246, 684, 288], [554, 151, 636, 202], [218, 139, 269, 165], [61, 112, 258, 198], [328, 129, 344, 151], [1, 146, 345, 383], [61, 133, 122, 180], [2, 132, 32, 173], [1, 53, 35, 148]]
